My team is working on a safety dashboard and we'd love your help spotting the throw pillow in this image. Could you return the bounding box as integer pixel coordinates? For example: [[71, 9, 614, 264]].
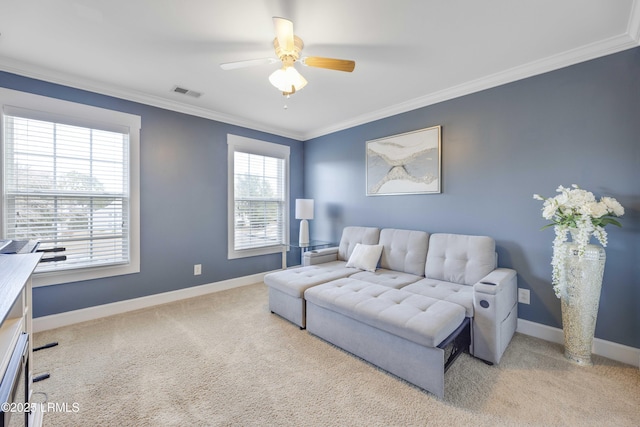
[[346, 243, 383, 272]]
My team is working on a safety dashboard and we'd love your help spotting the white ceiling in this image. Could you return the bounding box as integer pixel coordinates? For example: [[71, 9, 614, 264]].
[[1, 0, 639, 141]]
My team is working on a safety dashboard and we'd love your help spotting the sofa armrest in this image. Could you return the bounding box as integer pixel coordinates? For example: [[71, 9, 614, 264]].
[[472, 268, 518, 364], [474, 268, 517, 295], [302, 247, 339, 266]]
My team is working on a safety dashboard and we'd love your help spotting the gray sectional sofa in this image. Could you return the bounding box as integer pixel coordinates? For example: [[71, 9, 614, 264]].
[[264, 226, 518, 398]]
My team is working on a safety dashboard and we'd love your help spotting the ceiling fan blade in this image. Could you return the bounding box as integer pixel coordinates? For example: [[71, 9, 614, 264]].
[[273, 16, 294, 51], [220, 58, 278, 70], [302, 57, 356, 72]]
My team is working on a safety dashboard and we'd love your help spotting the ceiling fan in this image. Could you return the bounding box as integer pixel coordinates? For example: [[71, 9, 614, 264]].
[[220, 17, 356, 96]]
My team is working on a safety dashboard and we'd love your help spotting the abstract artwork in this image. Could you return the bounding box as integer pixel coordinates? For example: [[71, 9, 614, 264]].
[[366, 125, 441, 196]]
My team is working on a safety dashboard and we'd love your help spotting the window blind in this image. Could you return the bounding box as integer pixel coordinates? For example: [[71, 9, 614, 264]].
[[233, 151, 285, 251], [3, 113, 130, 273]]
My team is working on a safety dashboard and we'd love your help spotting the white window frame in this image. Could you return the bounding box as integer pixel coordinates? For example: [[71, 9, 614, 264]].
[[227, 134, 289, 259], [0, 88, 140, 287]]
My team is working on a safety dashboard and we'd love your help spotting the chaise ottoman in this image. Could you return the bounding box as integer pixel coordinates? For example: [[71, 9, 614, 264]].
[[264, 262, 360, 328], [264, 226, 381, 328]]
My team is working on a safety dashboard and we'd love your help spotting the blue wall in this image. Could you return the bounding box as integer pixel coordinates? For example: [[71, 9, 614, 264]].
[[304, 47, 640, 349], [0, 71, 305, 317]]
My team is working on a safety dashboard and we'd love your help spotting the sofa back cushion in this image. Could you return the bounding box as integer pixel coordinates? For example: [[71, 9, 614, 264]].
[[338, 227, 381, 262], [378, 228, 429, 276], [425, 234, 496, 285]]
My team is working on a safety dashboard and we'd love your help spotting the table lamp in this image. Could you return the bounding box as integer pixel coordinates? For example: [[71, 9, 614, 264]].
[[295, 199, 314, 246]]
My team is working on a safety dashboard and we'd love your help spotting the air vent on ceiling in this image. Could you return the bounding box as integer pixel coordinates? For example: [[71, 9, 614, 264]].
[[171, 86, 203, 98]]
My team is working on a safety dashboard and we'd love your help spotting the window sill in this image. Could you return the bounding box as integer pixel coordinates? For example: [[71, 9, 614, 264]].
[[228, 245, 284, 260], [32, 261, 140, 287]]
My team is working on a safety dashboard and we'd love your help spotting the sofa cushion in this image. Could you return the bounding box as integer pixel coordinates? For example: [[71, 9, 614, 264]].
[[345, 243, 384, 272], [350, 268, 423, 288], [337, 227, 381, 262], [401, 279, 474, 317], [378, 229, 429, 276], [264, 261, 358, 298], [305, 278, 466, 348], [425, 234, 496, 286]]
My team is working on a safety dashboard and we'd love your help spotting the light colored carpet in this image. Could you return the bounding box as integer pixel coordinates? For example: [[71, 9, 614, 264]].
[[33, 283, 639, 426]]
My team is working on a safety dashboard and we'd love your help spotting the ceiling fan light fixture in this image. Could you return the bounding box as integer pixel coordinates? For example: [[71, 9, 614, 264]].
[[222, 17, 354, 95], [269, 65, 307, 94]]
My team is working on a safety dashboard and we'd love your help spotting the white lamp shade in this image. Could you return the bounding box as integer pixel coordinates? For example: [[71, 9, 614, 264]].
[[269, 66, 308, 93], [295, 199, 314, 220]]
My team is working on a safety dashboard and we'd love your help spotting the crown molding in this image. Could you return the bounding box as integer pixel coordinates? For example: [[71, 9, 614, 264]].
[[303, 31, 640, 140], [629, 0, 640, 42], [0, 58, 306, 141]]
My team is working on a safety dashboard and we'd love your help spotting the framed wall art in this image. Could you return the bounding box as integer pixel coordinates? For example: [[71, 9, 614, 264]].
[[366, 125, 441, 196]]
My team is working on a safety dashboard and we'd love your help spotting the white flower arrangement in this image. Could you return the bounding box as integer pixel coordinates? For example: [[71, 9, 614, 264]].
[[533, 185, 624, 298]]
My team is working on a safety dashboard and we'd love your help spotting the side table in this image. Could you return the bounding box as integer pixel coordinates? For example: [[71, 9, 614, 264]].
[[282, 240, 334, 269]]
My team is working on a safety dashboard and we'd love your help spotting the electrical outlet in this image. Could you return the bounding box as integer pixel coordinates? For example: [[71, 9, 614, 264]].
[[194, 264, 202, 276], [518, 288, 530, 304]]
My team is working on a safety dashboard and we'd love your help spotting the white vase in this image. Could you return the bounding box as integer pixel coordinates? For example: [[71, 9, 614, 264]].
[[558, 238, 606, 366]]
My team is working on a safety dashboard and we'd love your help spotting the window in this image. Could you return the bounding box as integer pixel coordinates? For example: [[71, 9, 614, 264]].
[[1, 88, 140, 286], [228, 134, 289, 259]]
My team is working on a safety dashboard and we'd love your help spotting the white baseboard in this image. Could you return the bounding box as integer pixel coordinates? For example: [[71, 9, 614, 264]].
[[517, 318, 640, 368], [33, 275, 640, 369], [33, 270, 272, 333]]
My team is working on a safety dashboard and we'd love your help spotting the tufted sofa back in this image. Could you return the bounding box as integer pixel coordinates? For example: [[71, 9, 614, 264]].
[[337, 226, 381, 261], [378, 229, 430, 276], [425, 233, 497, 285]]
